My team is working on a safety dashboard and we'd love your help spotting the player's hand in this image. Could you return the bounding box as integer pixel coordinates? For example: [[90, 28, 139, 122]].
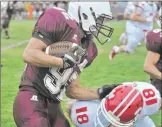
[[62, 45, 78, 69], [62, 44, 86, 69], [76, 46, 87, 63], [97, 84, 119, 100]]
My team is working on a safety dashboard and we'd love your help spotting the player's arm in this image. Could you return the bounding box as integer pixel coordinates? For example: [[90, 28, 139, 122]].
[[66, 76, 118, 100], [23, 10, 64, 67], [23, 38, 63, 67], [144, 51, 162, 80], [23, 10, 79, 69], [66, 76, 99, 100], [129, 4, 151, 22], [129, 12, 148, 22]]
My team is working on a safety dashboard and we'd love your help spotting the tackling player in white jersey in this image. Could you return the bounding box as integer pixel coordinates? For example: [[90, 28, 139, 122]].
[[119, 2, 138, 45], [109, 2, 158, 60], [68, 82, 161, 127]]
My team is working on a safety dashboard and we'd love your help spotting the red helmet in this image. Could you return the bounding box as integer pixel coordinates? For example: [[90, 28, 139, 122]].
[[94, 83, 143, 127]]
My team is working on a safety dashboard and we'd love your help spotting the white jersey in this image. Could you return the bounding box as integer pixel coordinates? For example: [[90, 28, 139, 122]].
[[124, 2, 138, 24], [71, 82, 161, 127], [134, 2, 157, 30], [71, 100, 100, 127], [133, 82, 161, 116]]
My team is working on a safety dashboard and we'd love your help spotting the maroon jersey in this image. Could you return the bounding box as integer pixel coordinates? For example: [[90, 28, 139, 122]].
[[20, 7, 98, 101], [146, 29, 162, 72]]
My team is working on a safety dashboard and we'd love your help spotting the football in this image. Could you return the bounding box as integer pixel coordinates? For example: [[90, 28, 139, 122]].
[[45, 41, 74, 57]]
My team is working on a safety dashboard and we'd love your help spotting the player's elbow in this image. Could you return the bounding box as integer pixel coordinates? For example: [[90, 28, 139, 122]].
[[66, 86, 77, 99], [66, 85, 81, 99], [143, 63, 151, 74], [23, 49, 31, 63]]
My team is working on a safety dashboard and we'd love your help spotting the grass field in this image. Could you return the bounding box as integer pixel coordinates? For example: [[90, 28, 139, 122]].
[[1, 20, 161, 127]]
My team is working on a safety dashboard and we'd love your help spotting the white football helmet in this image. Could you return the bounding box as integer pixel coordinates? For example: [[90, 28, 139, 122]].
[[68, 2, 114, 44]]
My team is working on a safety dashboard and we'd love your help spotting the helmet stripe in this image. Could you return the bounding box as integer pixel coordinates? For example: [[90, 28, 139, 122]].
[[117, 92, 140, 117], [112, 88, 136, 114]]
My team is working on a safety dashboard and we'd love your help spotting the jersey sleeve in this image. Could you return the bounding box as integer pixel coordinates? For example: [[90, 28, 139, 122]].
[[146, 41, 161, 54], [32, 10, 57, 45], [32, 8, 79, 46], [146, 30, 162, 54]]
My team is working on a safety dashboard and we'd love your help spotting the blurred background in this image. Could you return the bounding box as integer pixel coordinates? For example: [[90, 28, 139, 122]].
[[1, 1, 161, 20]]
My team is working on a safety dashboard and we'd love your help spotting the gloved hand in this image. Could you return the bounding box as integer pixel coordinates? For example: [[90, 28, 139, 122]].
[[62, 44, 86, 69], [62, 45, 78, 69], [76, 46, 87, 63], [97, 84, 119, 100]]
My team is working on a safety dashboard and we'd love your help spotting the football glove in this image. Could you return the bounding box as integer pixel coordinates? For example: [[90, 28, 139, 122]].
[[97, 84, 119, 100], [62, 44, 86, 69], [62, 45, 78, 69]]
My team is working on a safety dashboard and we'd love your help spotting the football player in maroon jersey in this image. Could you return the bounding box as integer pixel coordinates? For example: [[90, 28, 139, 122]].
[[144, 28, 162, 108], [13, 2, 114, 127]]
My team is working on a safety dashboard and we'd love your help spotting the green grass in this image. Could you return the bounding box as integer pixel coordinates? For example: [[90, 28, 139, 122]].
[[1, 20, 161, 127], [1, 20, 36, 48]]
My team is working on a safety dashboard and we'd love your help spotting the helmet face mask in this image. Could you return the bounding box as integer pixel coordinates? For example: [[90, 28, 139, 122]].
[[94, 102, 112, 127], [68, 2, 114, 45], [90, 14, 114, 45]]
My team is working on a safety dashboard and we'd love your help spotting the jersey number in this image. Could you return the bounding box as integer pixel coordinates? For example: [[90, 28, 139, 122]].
[[76, 107, 89, 124], [153, 29, 161, 33], [142, 89, 157, 106], [44, 67, 73, 100]]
